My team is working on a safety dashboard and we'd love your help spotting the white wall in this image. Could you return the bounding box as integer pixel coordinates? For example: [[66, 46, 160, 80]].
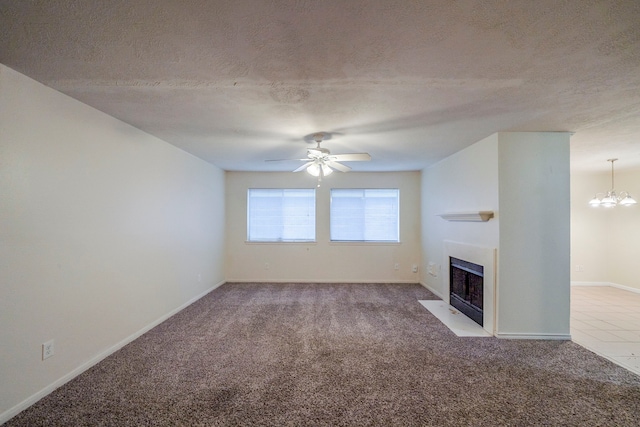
[[420, 134, 499, 297], [570, 171, 612, 283], [226, 171, 421, 283], [609, 168, 640, 289], [496, 132, 570, 337], [421, 132, 571, 338], [0, 64, 226, 421], [571, 169, 640, 290]]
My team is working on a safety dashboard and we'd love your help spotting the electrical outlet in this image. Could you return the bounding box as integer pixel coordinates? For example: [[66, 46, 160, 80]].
[[197, 273, 202, 282], [42, 340, 54, 360], [575, 265, 584, 272], [394, 263, 399, 270], [264, 262, 270, 270], [412, 264, 419, 273]]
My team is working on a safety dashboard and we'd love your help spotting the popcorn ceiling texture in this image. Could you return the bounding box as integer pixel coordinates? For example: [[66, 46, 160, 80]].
[[1, 0, 639, 171]]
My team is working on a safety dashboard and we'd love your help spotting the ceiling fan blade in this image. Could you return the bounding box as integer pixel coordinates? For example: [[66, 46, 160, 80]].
[[327, 161, 351, 172], [265, 158, 310, 162], [293, 162, 314, 172], [330, 153, 371, 162]]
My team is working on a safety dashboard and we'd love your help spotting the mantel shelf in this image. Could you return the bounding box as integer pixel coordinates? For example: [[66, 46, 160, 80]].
[[438, 211, 494, 222]]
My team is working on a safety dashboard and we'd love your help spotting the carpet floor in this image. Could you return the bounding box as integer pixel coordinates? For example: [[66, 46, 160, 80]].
[[6, 282, 640, 426]]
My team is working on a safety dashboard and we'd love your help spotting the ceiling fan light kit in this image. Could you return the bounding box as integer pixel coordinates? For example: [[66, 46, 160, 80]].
[[588, 159, 637, 208], [266, 132, 371, 186], [306, 163, 333, 177]]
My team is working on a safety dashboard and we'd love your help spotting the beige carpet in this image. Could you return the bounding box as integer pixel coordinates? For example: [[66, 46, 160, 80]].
[[6, 282, 640, 426]]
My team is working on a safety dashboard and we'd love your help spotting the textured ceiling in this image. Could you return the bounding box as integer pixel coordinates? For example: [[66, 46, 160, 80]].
[[2, 0, 640, 172]]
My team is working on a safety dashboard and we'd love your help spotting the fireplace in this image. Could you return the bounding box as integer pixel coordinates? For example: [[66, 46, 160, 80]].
[[443, 241, 495, 334], [449, 257, 484, 326]]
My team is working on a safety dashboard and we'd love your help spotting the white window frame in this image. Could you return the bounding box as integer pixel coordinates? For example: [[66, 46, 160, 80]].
[[247, 188, 316, 242], [330, 188, 400, 242]]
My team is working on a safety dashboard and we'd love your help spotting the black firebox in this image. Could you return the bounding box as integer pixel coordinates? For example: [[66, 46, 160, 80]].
[[449, 257, 484, 326]]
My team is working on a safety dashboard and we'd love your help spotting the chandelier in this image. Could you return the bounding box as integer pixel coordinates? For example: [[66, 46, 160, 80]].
[[588, 159, 637, 208]]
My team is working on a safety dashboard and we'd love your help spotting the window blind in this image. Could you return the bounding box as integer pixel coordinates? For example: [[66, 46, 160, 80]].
[[247, 189, 316, 242], [330, 189, 399, 242]]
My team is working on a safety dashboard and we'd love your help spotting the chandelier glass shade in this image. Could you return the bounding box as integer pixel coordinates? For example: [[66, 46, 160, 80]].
[[588, 159, 637, 208]]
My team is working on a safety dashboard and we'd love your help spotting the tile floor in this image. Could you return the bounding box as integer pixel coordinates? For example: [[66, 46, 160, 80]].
[[571, 285, 640, 376]]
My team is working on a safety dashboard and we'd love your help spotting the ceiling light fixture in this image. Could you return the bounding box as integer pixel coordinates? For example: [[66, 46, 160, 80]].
[[588, 159, 637, 208], [266, 132, 371, 187], [306, 161, 333, 177], [303, 141, 335, 186]]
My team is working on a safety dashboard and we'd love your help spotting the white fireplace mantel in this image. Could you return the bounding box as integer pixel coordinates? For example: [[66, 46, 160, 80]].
[[438, 211, 494, 222]]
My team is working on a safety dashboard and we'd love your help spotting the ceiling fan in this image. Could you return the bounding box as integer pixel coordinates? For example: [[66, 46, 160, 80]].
[[266, 132, 371, 183]]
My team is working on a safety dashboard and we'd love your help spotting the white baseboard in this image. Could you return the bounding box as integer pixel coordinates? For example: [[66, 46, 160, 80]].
[[419, 281, 445, 300], [495, 332, 572, 340], [225, 279, 420, 284], [571, 281, 612, 287], [0, 280, 226, 425], [610, 283, 640, 294], [571, 281, 640, 294]]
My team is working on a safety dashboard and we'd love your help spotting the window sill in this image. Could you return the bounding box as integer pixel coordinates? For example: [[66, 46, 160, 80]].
[[329, 241, 401, 246], [245, 241, 317, 245]]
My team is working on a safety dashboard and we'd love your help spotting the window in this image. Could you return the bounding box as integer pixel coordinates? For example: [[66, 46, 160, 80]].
[[330, 189, 399, 242], [247, 189, 315, 242]]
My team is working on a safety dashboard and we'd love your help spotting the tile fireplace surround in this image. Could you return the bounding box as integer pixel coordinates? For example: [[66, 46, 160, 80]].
[[443, 240, 496, 336]]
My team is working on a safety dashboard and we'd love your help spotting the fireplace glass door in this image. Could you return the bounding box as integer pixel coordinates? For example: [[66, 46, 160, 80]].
[[449, 257, 484, 326]]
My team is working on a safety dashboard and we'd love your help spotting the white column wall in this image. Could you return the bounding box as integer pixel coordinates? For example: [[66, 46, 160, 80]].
[[0, 65, 226, 421], [496, 132, 571, 338]]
